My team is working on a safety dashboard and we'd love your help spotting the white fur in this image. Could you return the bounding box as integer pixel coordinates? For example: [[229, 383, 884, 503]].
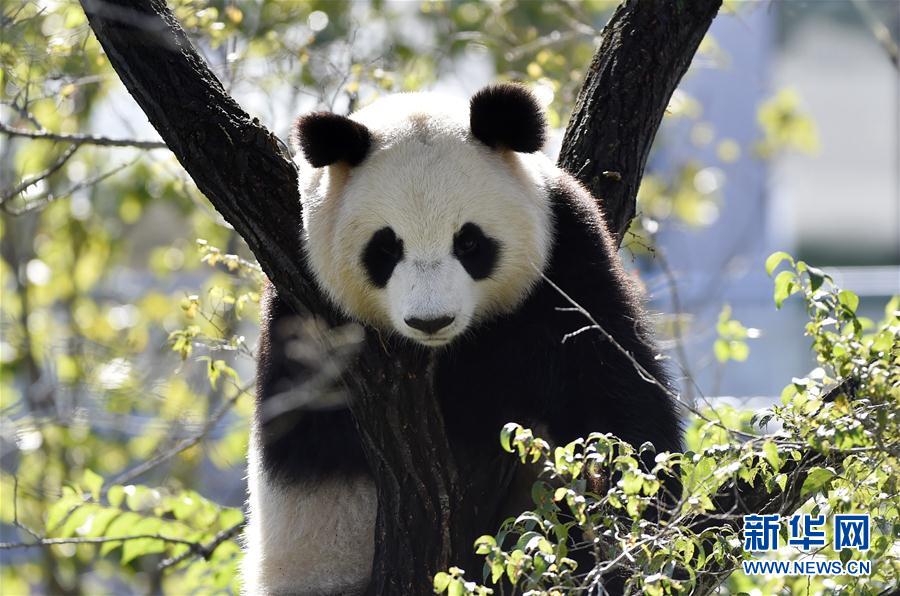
[[298, 92, 556, 346], [243, 431, 376, 595], [386, 258, 475, 345]]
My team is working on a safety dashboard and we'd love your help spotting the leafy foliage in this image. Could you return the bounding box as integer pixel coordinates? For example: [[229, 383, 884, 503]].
[[713, 304, 758, 364], [436, 256, 898, 595]]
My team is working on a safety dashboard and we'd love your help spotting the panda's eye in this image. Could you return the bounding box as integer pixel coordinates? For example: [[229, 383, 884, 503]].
[[453, 223, 500, 280], [380, 240, 401, 258], [453, 223, 481, 256], [456, 235, 478, 255], [362, 227, 403, 288]]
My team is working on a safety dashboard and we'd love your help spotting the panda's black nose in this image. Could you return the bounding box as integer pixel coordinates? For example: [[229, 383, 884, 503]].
[[405, 315, 455, 334]]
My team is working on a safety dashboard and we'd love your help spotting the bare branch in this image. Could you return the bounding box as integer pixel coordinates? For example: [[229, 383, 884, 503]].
[[1, 144, 79, 203], [107, 379, 254, 488], [545, 270, 762, 442], [851, 0, 899, 69], [157, 521, 245, 570], [0, 533, 200, 550], [655, 249, 698, 406], [1, 158, 137, 215], [0, 520, 244, 568], [0, 122, 168, 149]]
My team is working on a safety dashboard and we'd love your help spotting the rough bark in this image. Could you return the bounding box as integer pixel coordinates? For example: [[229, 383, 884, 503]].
[[79, 0, 724, 593], [78, 1, 513, 591], [558, 0, 722, 243], [79, 0, 322, 317]]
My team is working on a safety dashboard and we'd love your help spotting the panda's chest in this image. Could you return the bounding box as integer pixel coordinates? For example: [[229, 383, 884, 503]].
[[434, 309, 559, 432]]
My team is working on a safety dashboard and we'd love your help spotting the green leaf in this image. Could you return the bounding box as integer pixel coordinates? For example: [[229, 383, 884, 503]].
[[800, 467, 835, 498], [837, 289, 859, 313], [473, 535, 495, 555], [81, 469, 104, 501], [775, 473, 787, 492], [107, 485, 125, 508], [713, 339, 730, 363], [762, 442, 782, 472], [499, 423, 519, 454], [57, 504, 97, 538], [101, 512, 143, 556], [773, 270, 797, 308], [730, 341, 749, 362], [121, 536, 165, 565], [447, 578, 464, 596], [490, 558, 504, 583], [621, 470, 643, 495], [433, 572, 451, 593], [125, 485, 159, 512], [80, 508, 122, 538], [765, 251, 793, 276], [217, 507, 244, 530], [46, 495, 83, 532], [806, 266, 826, 291], [871, 329, 895, 353], [121, 517, 167, 564], [506, 549, 525, 584]]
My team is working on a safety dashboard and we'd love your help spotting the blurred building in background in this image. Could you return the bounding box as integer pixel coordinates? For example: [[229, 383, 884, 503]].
[[644, 0, 898, 404]]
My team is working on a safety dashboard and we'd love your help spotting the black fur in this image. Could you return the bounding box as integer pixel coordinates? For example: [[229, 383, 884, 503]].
[[470, 83, 546, 153], [453, 222, 500, 280], [361, 226, 404, 287], [256, 173, 682, 487], [293, 112, 371, 167], [255, 288, 367, 481]]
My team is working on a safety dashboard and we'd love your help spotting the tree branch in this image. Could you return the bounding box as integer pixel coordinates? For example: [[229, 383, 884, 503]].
[[79, 0, 326, 318], [0, 534, 200, 550], [1, 144, 79, 203], [106, 379, 255, 488], [558, 0, 722, 243], [157, 521, 245, 570], [1, 158, 136, 215], [0, 122, 169, 149]]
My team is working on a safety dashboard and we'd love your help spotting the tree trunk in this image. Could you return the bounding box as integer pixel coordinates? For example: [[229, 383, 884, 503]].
[[558, 0, 721, 243], [79, 0, 722, 593]]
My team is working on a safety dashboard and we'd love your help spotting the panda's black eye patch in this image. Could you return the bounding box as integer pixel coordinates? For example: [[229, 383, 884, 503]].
[[362, 227, 403, 287], [454, 222, 499, 280]]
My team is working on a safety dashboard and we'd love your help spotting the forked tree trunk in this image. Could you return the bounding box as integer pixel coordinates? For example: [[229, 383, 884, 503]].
[[79, 0, 721, 592]]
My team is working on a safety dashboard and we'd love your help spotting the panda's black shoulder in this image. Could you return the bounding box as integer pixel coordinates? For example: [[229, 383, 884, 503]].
[[539, 171, 645, 317], [534, 172, 682, 451], [255, 281, 368, 483]]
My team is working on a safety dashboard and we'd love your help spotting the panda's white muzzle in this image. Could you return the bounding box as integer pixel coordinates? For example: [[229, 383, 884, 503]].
[[386, 258, 475, 346]]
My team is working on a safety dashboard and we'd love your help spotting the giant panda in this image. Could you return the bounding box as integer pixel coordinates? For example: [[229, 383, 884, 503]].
[[243, 84, 682, 595]]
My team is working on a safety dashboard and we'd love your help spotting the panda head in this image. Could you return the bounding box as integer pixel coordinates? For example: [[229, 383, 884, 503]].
[[293, 84, 554, 347]]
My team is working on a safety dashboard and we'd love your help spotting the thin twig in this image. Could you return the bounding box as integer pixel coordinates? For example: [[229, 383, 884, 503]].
[[157, 521, 245, 570], [0, 159, 138, 215], [0, 121, 168, 149], [850, 0, 899, 69], [0, 533, 199, 550], [1, 144, 79, 202], [11, 475, 43, 542], [543, 270, 762, 441], [106, 379, 254, 488], [655, 249, 697, 407]]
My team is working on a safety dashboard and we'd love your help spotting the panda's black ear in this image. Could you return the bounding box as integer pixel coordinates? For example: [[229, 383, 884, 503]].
[[470, 83, 546, 153], [292, 112, 371, 168]]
